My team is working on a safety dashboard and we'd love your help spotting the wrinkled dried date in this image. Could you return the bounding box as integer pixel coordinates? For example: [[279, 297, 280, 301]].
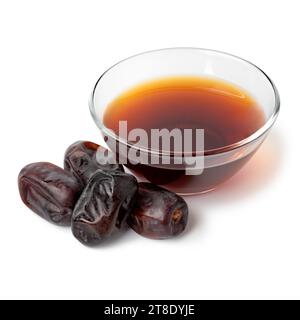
[[18, 162, 82, 225], [72, 170, 138, 245], [127, 183, 188, 239], [64, 141, 123, 187]]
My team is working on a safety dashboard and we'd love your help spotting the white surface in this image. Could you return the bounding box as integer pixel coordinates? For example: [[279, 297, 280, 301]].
[[0, 0, 298, 300]]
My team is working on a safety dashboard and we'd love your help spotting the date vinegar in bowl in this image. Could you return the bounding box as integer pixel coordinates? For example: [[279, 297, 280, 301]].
[[90, 48, 280, 194], [103, 76, 265, 193]]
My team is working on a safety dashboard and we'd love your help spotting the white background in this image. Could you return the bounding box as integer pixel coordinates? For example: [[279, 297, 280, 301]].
[[0, 0, 299, 300]]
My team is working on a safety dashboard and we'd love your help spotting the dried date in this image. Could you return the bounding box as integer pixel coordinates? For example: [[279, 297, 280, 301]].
[[127, 183, 188, 239], [72, 170, 138, 245], [64, 141, 123, 187], [18, 162, 82, 225]]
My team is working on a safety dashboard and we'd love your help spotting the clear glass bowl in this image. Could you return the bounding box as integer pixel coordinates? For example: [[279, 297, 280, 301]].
[[89, 48, 280, 195]]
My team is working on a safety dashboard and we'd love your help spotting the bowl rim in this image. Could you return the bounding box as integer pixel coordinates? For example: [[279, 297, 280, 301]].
[[89, 47, 280, 156]]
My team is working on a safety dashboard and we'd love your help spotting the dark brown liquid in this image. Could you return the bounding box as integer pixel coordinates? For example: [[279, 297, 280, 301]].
[[103, 76, 265, 194]]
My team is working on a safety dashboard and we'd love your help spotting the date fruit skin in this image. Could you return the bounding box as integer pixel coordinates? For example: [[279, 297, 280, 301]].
[[18, 162, 82, 226], [64, 141, 123, 187], [72, 170, 138, 246], [127, 183, 188, 239]]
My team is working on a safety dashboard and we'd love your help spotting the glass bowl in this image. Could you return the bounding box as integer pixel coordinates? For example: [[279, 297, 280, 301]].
[[89, 48, 280, 195]]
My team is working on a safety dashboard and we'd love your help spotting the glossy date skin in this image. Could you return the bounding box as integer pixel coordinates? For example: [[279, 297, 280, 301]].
[[64, 141, 123, 187], [72, 170, 138, 246], [18, 162, 82, 225], [127, 183, 188, 239]]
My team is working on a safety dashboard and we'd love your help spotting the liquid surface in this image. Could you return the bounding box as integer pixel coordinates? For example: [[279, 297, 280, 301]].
[[104, 76, 265, 151]]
